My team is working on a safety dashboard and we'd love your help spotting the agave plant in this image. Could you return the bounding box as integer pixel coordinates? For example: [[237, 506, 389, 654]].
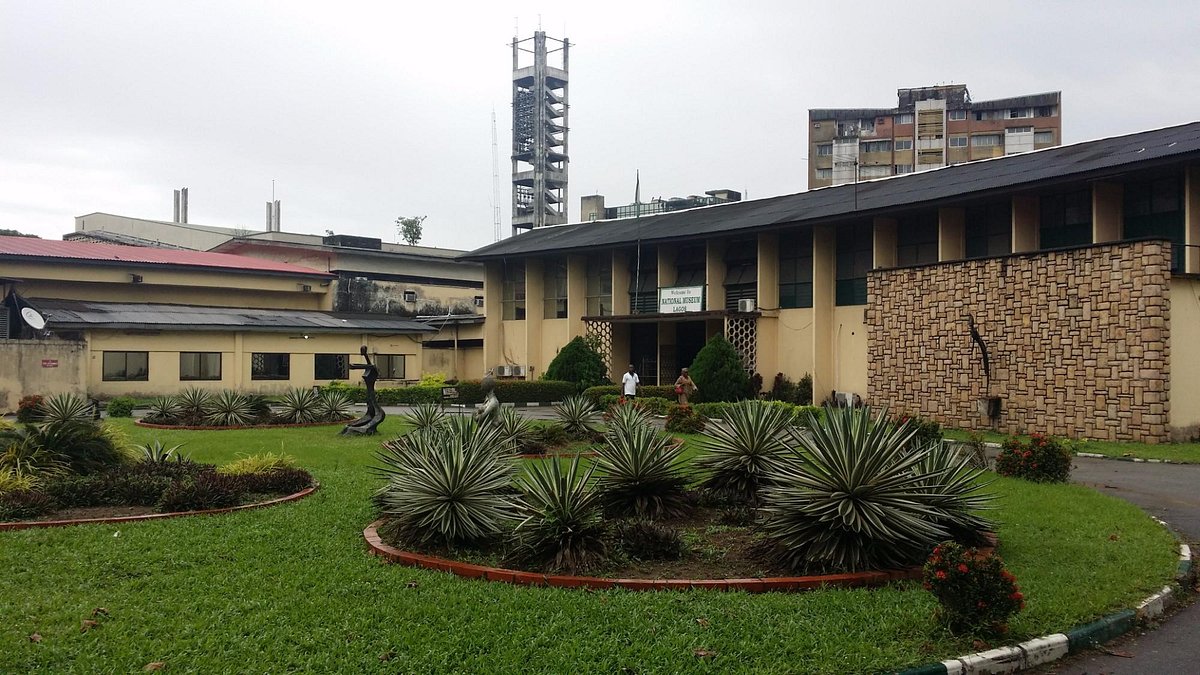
[[594, 424, 690, 519], [695, 400, 794, 504], [277, 388, 321, 424], [0, 420, 124, 476], [509, 455, 606, 573], [175, 387, 213, 425], [491, 406, 536, 453], [911, 441, 996, 544], [203, 390, 257, 427], [553, 395, 600, 437], [373, 426, 519, 545], [38, 393, 93, 425], [760, 405, 995, 573], [145, 396, 183, 425], [136, 439, 189, 464], [315, 389, 354, 422], [400, 402, 448, 432], [604, 401, 654, 439], [0, 428, 68, 479]]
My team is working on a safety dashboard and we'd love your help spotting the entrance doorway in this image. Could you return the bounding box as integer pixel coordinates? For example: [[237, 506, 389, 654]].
[[676, 321, 706, 372], [630, 323, 658, 386]]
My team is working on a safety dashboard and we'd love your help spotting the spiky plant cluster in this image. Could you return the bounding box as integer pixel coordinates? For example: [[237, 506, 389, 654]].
[[315, 389, 354, 421], [695, 400, 793, 504], [38, 393, 94, 425], [175, 388, 213, 425], [136, 440, 189, 465], [604, 401, 654, 439], [552, 395, 601, 438], [401, 402, 448, 432], [509, 455, 606, 573], [595, 422, 690, 519], [277, 388, 322, 424], [204, 390, 258, 427]]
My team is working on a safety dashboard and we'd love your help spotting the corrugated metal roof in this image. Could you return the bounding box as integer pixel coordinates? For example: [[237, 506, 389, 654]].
[[0, 236, 332, 277], [463, 121, 1200, 261], [30, 299, 435, 334]]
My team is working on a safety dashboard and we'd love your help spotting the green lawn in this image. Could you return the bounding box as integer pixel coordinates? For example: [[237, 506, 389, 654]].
[[943, 428, 1200, 463], [0, 420, 1180, 674]]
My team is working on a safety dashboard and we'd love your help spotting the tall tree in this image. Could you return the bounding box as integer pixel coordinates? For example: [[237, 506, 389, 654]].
[[395, 216, 426, 246]]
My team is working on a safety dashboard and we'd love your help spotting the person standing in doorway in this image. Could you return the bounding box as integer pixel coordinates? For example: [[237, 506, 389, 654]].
[[622, 364, 640, 399], [674, 367, 697, 405]]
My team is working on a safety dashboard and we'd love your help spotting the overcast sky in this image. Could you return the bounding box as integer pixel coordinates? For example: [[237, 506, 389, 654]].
[[2, 1, 1198, 250]]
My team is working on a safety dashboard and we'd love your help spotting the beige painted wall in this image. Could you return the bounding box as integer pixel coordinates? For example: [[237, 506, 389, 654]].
[[0, 340, 88, 412], [1170, 276, 1200, 436], [774, 308, 817, 384], [540, 318, 571, 377], [499, 320, 527, 367], [833, 305, 869, 398]]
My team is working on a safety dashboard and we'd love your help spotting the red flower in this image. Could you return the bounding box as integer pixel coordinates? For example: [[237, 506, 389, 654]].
[[977, 600, 987, 608], [1023, 451, 1032, 458], [1010, 591, 1024, 601], [957, 563, 969, 574], [1001, 570, 1016, 582], [935, 571, 947, 580]]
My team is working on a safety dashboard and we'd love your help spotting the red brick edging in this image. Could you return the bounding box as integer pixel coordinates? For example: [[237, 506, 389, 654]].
[[362, 519, 970, 592], [0, 484, 319, 532], [516, 451, 600, 460], [134, 419, 348, 431]]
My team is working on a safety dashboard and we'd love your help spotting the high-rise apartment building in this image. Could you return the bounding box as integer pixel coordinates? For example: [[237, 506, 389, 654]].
[[808, 85, 1061, 188]]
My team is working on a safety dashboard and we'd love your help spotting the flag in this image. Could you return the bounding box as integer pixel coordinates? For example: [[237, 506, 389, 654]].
[[635, 170, 641, 219]]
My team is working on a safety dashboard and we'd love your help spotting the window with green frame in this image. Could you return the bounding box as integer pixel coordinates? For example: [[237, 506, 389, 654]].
[[501, 261, 526, 320], [779, 229, 813, 308], [965, 201, 1012, 259], [585, 253, 612, 316], [543, 259, 568, 318], [836, 222, 873, 305], [1039, 189, 1092, 249], [896, 213, 939, 267], [723, 238, 757, 311], [1124, 174, 1184, 271], [628, 246, 657, 313]]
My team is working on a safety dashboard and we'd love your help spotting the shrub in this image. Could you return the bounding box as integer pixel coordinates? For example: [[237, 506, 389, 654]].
[[664, 404, 706, 433], [689, 335, 750, 403], [693, 401, 733, 420], [613, 519, 684, 560], [1, 420, 127, 476], [897, 414, 943, 450], [553, 395, 601, 437], [218, 452, 298, 476], [960, 432, 990, 470], [418, 372, 447, 387], [315, 389, 354, 422], [106, 397, 136, 418], [595, 424, 690, 519], [39, 393, 94, 425], [16, 395, 44, 423], [510, 455, 606, 573], [582, 385, 677, 402], [158, 473, 241, 513], [797, 373, 813, 406], [0, 489, 56, 521], [204, 390, 257, 427], [108, 472, 174, 507], [41, 474, 107, 508], [145, 396, 182, 425], [543, 336, 610, 392], [276, 388, 322, 424], [923, 541, 1024, 635], [493, 407, 537, 454], [760, 405, 995, 572], [768, 373, 814, 405], [175, 388, 213, 426], [400, 402, 448, 432], [995, 434, 1072, 483], [793, 405, 825, 428], [637, 397, 672, 416], [230, 467, 314, 495], [0, 466, 37, 494], [695, 400, 792, 503], [603, 399, 655, 438], [136, 440, 189, 465], [718, 504, 757, 526], [531, 423, 570, 450]]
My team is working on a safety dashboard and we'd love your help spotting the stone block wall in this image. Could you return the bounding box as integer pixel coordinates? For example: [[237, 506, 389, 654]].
[[867, 240, 1170, 443]]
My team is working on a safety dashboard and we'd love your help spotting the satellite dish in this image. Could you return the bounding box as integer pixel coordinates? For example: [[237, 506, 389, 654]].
[[20, 307, 46, 330]]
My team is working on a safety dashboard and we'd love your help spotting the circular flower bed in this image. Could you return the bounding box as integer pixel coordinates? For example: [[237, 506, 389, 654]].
[[134, 387, 355, 429]]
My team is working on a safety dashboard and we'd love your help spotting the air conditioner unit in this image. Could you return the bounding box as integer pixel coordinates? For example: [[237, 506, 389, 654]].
[[512, 365, 526, 377], [496, 365, 512, 377], [737, 298, 756, 313], [403, 290, 417, 303], [473, 296, 484, 308], [299, 284, 312, 292]]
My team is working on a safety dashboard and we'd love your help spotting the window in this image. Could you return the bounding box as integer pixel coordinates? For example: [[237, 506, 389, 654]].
[[543, 260, 568, 318], [585, 253, 612, 316], [836, 222, 873, 305], [1008, 108, 1033, 119], [501, 261, 525, 320], [376, 354, 406, 380], [103, 351, 148, 381], [965, 202, 1012, 259], [814, 168, 833, 180], [974, 109, 1004, 121], [629, 245, 657, 313], [1039, 189, 1093, 249], [896, 213, 939, 267], [1006, 126, 1033, 134], [779, 229, 813, 309], [180, 352, 221, 381], [251, 353, 290, 380], [314, 353, 348, 380], [1034, 131, 1055, 144], [859, 165, 890, 178], [894, 139, 913, 151], [894, 164, 914, 174], [402, 289, 417, 303], [948, 109, 967, 121], [816, 144, 833, 156], [949, 136, 968, 148], [723, 238, 757, 311], [1124, 174, 1185, 271], [1036, 106, 1057, 118], [895, 113, 914, 125], [972, 134, 1003, 147], [673, 244, 707, 286], [860, 140, 892, 154]]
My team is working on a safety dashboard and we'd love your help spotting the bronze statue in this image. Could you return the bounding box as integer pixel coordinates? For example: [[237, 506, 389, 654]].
[[341, 346, 386, 435]]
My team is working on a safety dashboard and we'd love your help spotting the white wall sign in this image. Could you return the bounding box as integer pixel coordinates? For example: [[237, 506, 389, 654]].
[[659, 286, 704, 313]]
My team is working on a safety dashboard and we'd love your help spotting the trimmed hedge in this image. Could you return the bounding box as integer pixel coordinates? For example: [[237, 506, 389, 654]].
[[693, 401, 825, 427], [583, 385, 677, 402], [326, 380, 577, 405]]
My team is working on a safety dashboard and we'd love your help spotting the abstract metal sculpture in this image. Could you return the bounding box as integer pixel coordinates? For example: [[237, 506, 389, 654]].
[[341, 346, 386, 435]]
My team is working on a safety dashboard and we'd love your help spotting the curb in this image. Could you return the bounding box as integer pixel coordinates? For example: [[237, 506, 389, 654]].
[[134, 419, 348, 431], [894, 520, 1194, 674], [0, 484, 319, 531]]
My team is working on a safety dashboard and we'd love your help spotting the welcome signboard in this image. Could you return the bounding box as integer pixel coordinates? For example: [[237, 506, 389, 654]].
[[659, 285, 704, 313]]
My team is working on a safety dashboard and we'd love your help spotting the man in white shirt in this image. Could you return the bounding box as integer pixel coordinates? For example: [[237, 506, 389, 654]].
[[621, 364, 639, 399]]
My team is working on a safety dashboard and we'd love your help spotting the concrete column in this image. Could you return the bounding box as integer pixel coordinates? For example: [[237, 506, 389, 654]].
[[566, 254, 587, 338], [483, 262, 504, 372], [612, 250, 631, 315], [1188, 166, 1200, 274], [812, 224, 836, 404], [756, 232, 780, 380], [657, 245, 677, 290], [233, 331, 245, 389], [1012, 195, 1039, 252], [1093, 182, 1123, 243], [706, 239, 726, 311], [524, 259, 544, 379], [873, 217, 898, 269], [938, 207, 966, 261]]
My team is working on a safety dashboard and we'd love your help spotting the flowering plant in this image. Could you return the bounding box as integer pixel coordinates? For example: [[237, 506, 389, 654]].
[[664, 403, 705, 433], [16, 394, 44, 423], [923, 541, 1024, 635], [995, 433, 1072, 483]]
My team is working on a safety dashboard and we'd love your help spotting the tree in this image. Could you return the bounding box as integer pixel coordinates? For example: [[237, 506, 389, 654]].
[[0, 229, 39, 238], [688, 334, 750, 403], [395, 216, 426, 246], [544, 336, 609, 391]]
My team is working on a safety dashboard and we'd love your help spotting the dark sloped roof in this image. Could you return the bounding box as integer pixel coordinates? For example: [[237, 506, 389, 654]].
[[30, 298, 435, 334], [464, 121, 1200, 261]]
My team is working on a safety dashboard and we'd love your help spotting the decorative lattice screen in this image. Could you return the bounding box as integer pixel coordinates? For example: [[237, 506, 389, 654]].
[[724, 315, 757, 373], [584, 320, 613, 374]]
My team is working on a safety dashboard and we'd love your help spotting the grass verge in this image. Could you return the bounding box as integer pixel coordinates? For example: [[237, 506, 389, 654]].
[[0, 419, 1179, 674], [944, 428, 1200, 463]]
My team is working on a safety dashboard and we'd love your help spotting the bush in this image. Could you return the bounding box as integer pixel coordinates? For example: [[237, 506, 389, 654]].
[[543, 336, 610, 392], [693, 401, 733, 420], [230, 467, 314, 495], [144, 396, 183, 425], [718, 504, 757, 526], [695, 400, 792, 503], [689, 335, 750, 403], [793, 405, 824, 427], [175, 388, 213, 426], [315, 389, 354, 422], [204, 390, 258, 427], [16, 395, 44, 423], [39, 393, 94, 425], [399, 402, 448, 432], [552, 395, 601, 438], [135, 440, 189, 465], [582, 385, 677, 402], [531, 423, 570, 449], [0, 489, 56, 521], [510, 455, 606, 573], [897, 414, 943, 449], [613, 519, 684, 560], [1, 420, 128, 476], [664, 404, 706, 433], [923, 541, 1024, 635], [276, 388, 322, 424], [331, 380, 577, 406], [106, 397, 136, 418], [218, 452, 298, 476], [995, 434, 1072, 483], [158, 473, 241, 513], [595, 424, 690, 519], [0, 466, 37, 494]]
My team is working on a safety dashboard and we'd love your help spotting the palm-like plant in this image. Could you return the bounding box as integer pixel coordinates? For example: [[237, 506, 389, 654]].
[[510, 455, 606, 573], [0, 420, 125, 476], [315, 389, 354, 422], [0, 427, 68, 479], [277, 388, 321, 424], [492, 406, 536, 453], [695, 400, 794, 504], [760, 405, 995, 573], [38, 393, 93, 425], [136, 439, 189, 464], [145, 396, 182, 425], [400, 402, 447, 432], [553, 395, 600, 438], [911, 441, 996, 544], [175, 388, 213, 425], [595, 424, 690, 519], [203, 390, 257, 427], [604, 401, 654, 439]]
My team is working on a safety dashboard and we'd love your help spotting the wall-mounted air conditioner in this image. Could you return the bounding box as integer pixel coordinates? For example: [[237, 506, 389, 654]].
[[496, 365, 512, 377], [403, 290, 417, 303], [737, 298, 756, 313], [473, 296, 485, 307], [512, 365, 526, 377]]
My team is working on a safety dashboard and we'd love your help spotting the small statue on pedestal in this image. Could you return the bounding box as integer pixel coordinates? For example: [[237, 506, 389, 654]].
[[474, 368, 500, 425], [341, 346, 386, 435]]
